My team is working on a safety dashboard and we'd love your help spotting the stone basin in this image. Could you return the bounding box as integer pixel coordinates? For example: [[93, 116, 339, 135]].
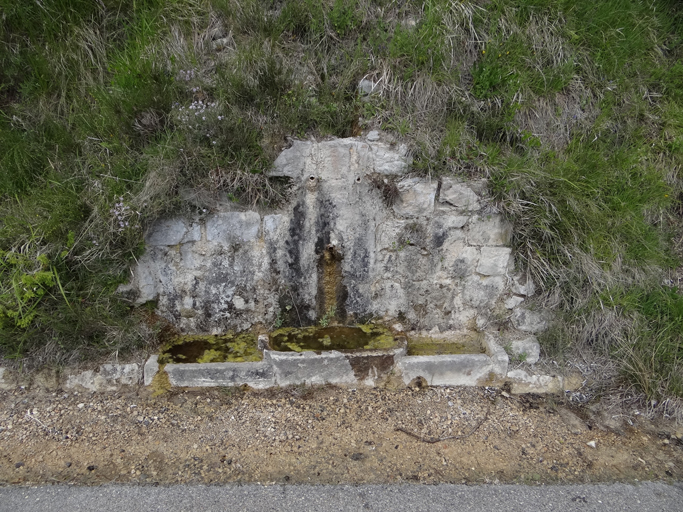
[[144, 328, 509, 389], [263, 326, 407, 387]]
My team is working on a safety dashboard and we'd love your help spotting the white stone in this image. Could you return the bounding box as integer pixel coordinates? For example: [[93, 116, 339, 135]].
[[511, 308, 549, 333], [399, 354, 495, 386], [270, 140, 310, 178], [439, 180, 480, 210], [358, 79, 378, 96], [483, 332, 509, 378], [233, 296, 247, 309], [144, 355, 159, 386], [512, 274, 536, 296], [266, 350, 357, 387], [507, 369, 563, 394], [505, 296, 525, 309], [393, 178, 437, 217], [145, 219, 189, 246], [477, 247, 511, 276], [366, 130, 380, 142], [0, 368, 11, 390], [467, 215, 512, 246], [462, 275, 505, 308], [206, 211, 261, 245], [99, 364, 141, 385], [510, 336, 540, 364], [165, 361, 275, 389]]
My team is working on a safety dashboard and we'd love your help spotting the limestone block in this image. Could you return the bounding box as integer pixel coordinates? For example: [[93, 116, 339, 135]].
[[99, 363, 141, 385], [165, 361, 275, 389], [145, 218, 189, 246], [439, 179, 480, 210], [0, 368, 12, 390], [507, 369, 563, 394], [462, 275, 505, 308], [393, 178, 437, 217], [266, 350, 357, 387], [477, 247, 511, 276], [144, 355, 159, 386], [270, 140, 310, 178], [467, 215, 512, 246], [512, 274, 536, 296], [132, 259, 158, 304], [511, 308, 549, 333], [366, 130, 380, 141], [510, 336, 541, 364], [358, 79, 379, 96], [398, 354, 494, 386], [483, 332, 509, 378], [505, 296, 525, 309], [206, 211, 261, 245]]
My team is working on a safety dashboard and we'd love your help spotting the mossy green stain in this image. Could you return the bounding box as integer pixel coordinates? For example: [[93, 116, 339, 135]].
[[269, 324, 396, 352], [158, 332, 261, 364], [407, 335, 484, 356]]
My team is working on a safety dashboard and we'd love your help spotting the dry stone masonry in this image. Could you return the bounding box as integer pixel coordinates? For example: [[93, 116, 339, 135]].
[[119, 133, 552, 388]]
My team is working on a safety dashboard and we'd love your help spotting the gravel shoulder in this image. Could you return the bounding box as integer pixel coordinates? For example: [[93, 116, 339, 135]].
[[0, 385, 681, 486]]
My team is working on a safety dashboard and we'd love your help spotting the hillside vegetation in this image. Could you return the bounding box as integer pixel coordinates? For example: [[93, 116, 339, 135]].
[[1, 0, 682, 407]]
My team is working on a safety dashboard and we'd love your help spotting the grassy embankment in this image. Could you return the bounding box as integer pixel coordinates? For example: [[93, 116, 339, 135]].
[[1, 0, 681, 407]]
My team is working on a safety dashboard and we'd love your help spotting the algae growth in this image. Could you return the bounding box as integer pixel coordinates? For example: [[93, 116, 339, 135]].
[[406, 333, 484, 356], [158, 332, 261, 364], [270, 325, 396, 352]]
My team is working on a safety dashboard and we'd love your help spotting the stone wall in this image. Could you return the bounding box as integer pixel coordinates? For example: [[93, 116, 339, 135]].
[[120, 134, 546, 339]]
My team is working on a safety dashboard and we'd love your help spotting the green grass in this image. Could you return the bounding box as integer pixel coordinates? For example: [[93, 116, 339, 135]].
[[0, 0, 682, 403]]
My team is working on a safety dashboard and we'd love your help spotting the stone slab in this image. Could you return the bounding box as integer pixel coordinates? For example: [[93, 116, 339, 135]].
[[506, 369, 563, 394], [144, 355, 159, 386], [66, 364, 143, 392], [439, 180, 480, 211], [483, 333, 509, 378], [164, 361, 275, 389], [99, 364, 141, 385], [398, 354, 495, 386], [265, 350, 357, 387], [145, 219, 192, 246]]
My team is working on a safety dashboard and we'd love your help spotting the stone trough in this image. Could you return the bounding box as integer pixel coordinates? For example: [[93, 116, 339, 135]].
[[144, 331, 511, 389]]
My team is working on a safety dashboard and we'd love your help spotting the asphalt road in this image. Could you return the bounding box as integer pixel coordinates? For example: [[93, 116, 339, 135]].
[[1, 482, 682, 512]]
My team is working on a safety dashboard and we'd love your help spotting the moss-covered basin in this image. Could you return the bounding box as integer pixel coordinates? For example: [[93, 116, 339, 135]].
[[158, 332, 261, 364], [269, 325, 397, 352], [406, 332, 484, 356]]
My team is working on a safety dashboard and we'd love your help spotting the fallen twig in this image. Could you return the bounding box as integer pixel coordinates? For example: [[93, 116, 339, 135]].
[[395, 404, 491, 444]]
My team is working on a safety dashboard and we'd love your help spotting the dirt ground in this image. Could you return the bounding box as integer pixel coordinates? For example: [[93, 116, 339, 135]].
[[0, 384, 681, 486]]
